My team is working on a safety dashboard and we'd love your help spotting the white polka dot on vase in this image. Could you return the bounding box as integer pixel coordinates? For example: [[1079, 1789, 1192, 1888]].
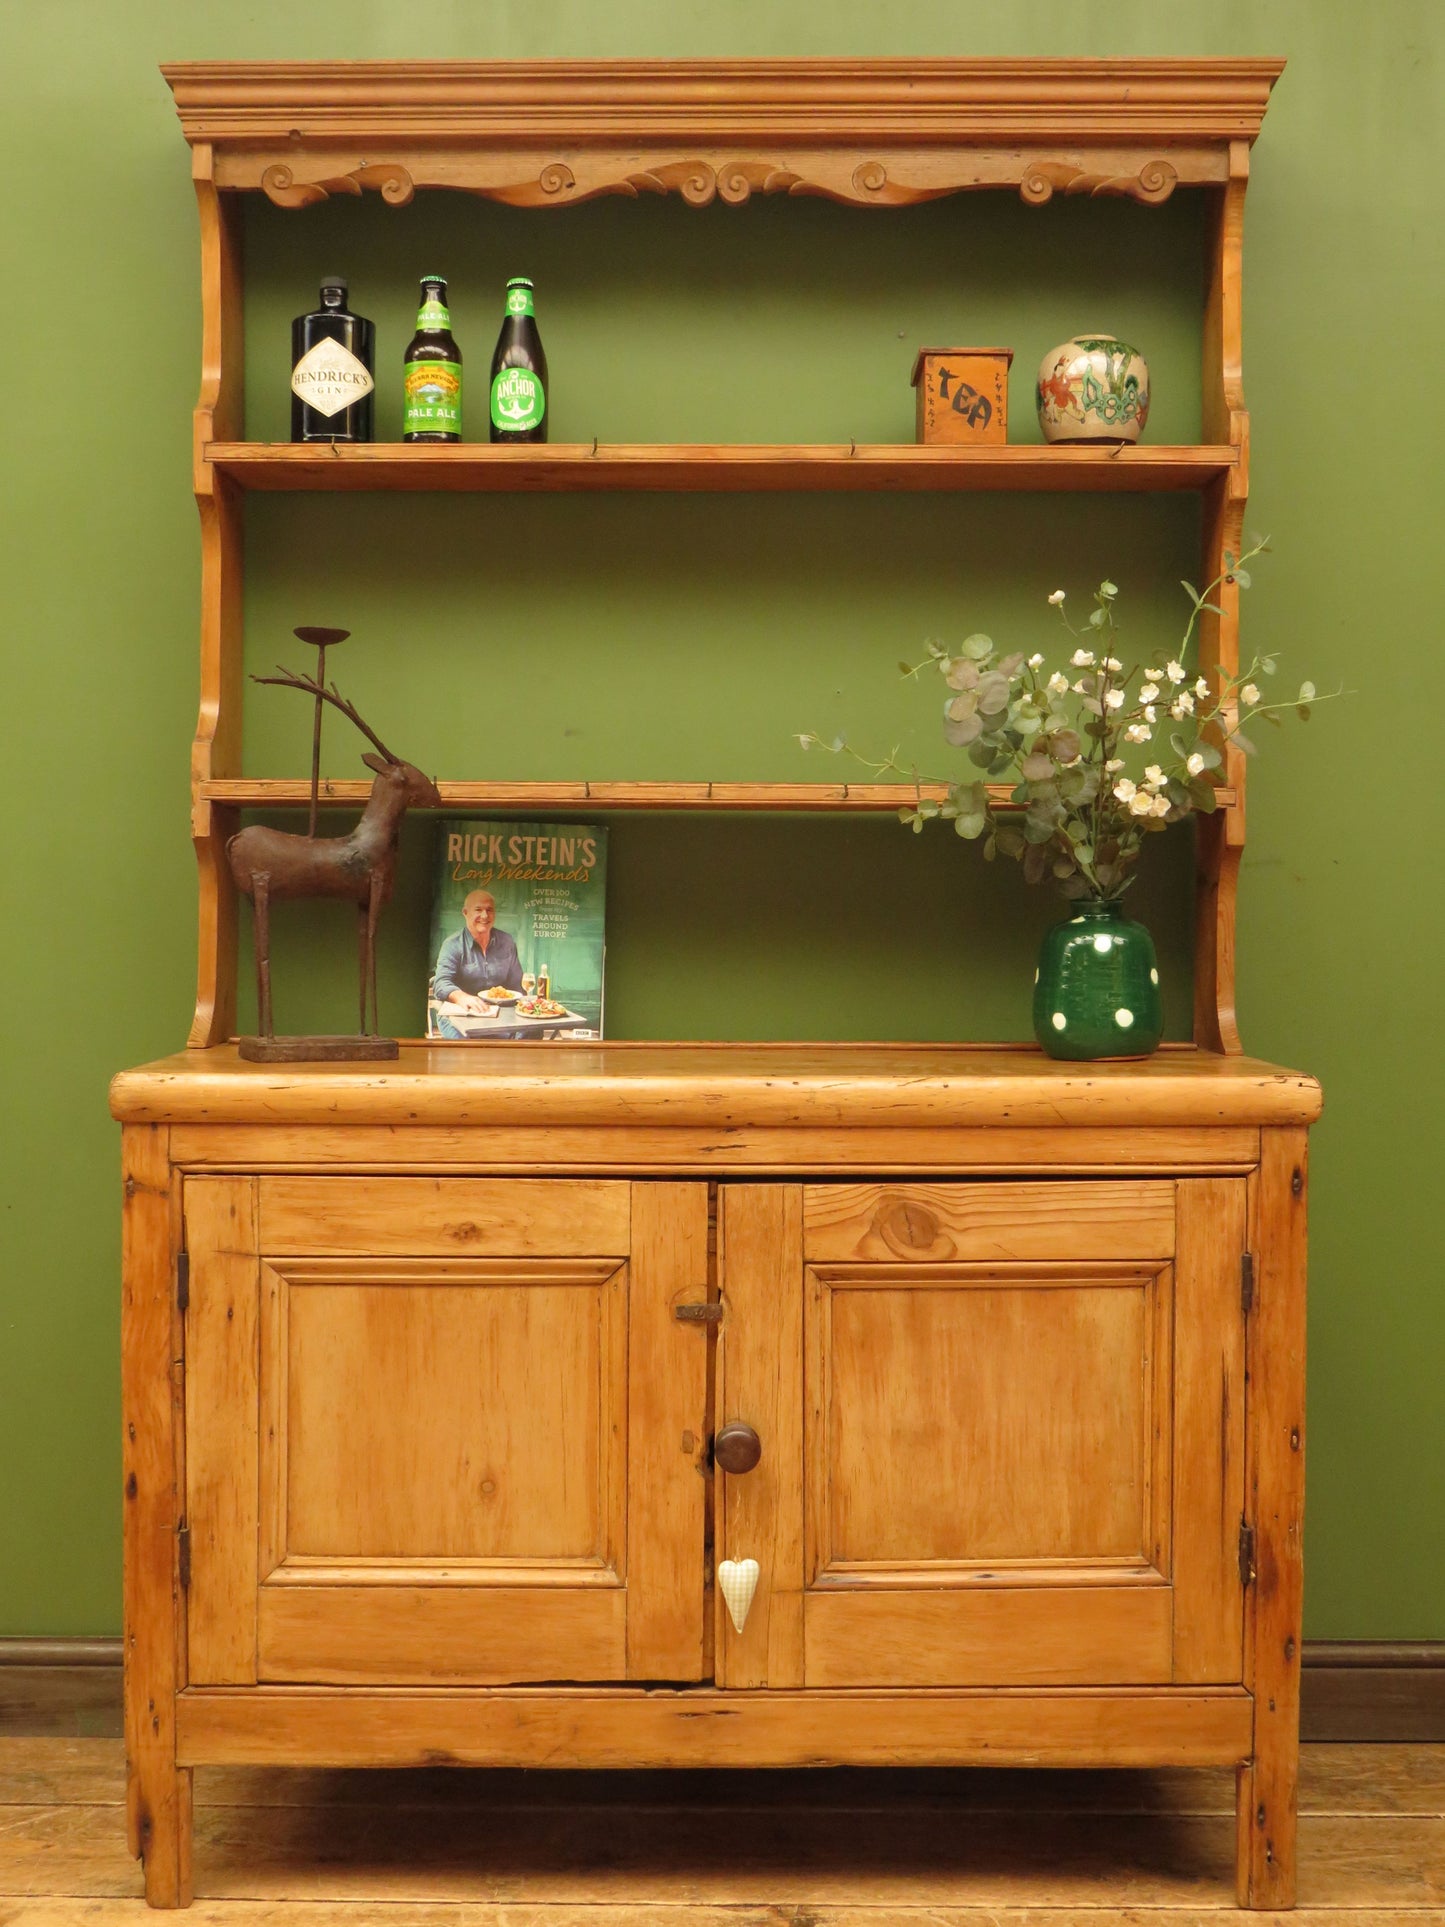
[[1150, 967, 1159, 985], [1093, 934, 1113, 953], [1115, 1008, 1135, 1028], [1052, 1012, 1067, 1032]]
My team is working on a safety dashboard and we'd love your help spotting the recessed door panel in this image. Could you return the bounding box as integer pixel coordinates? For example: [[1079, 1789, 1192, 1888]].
[[276, 1262, 619, 1565], [820, 1269, 1165, 1571]]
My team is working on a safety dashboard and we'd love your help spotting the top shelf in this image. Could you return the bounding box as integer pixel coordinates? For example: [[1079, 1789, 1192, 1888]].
[[207, 443, 1238, 495]]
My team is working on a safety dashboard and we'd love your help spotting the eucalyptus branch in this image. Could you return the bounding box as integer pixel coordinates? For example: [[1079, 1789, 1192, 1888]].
[[798, 547, 1337, 899]]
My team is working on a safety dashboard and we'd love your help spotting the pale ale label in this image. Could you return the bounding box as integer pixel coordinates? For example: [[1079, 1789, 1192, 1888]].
[[290, 336, 376, 419], [417, 294, 452, 331], [404, 361, 463, 435], [491, 367, 545, 432]]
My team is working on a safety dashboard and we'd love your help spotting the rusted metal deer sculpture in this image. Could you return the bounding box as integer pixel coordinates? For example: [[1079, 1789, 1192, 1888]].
[[227, 667, 441, 1059]]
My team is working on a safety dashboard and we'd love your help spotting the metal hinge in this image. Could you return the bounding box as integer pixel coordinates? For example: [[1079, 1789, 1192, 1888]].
[[176, 1249, 190, 1314], [1240, 1252, 1255, 1316], [674, 1302, 724, 1325], [1238, 1517, 1256, 1589], [178, 1524, 191, 1591]]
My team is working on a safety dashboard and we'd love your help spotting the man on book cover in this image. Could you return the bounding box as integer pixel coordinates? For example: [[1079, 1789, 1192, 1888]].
[[432, 890, 524, 1036], [427, 821, 607, 1040]]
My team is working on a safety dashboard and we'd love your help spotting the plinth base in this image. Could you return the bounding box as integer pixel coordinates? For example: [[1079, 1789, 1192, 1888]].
[[237, 1035, 399, 1063]]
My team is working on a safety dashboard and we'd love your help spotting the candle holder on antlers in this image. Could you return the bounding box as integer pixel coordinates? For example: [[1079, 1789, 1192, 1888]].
[[228, 626, 442, 1063]]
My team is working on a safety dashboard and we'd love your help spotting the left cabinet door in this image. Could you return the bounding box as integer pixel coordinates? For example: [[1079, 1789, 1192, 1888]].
[[182, 1176, 710, 1686]]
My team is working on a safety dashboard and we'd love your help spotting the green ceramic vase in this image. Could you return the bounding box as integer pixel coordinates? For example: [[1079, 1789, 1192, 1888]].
[[1032, 898, 1163, 1061]]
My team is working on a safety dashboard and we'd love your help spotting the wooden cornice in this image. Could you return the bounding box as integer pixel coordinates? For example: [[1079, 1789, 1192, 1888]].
[[162, 59, 1283, 210]]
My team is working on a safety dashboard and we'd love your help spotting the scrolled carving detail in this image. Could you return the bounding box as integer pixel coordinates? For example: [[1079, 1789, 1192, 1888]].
[[852, 160, 889, 195], [538, 161, 576, 197], [1020, 158, 1178, 206], [261, 161, 415, 209]]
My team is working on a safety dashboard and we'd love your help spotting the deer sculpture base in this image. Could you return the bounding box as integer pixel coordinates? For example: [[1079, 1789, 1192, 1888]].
[[237, 1033, 400, 1064]]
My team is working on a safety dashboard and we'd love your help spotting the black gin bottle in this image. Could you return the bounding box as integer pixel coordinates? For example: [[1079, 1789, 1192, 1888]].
[[290, 279, 375, 443]]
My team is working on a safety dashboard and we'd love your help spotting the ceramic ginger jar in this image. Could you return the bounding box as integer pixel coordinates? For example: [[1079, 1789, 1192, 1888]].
[[1036, 334, 1150, 444]]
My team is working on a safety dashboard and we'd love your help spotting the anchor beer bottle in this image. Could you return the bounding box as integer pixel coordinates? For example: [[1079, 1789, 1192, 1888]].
[[290, 278, 374, 443], [403, 276, 462, 443], [489, 278, 548, 443]]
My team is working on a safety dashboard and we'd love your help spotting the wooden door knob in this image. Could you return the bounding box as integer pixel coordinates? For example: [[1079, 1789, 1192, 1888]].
[[714, 1422, 762, 1475]]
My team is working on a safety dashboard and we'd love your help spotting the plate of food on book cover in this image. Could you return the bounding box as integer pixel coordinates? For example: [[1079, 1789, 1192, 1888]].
[[517, 997, 568, 1019], [483, 986, 522, 1004]]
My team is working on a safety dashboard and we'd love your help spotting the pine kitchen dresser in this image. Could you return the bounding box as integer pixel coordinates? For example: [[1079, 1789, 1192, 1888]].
[[114, 59, 1318, 1911]]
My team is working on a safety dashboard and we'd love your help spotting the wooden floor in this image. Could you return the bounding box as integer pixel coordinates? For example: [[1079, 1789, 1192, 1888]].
[[0, 1739, 1441, 1922]]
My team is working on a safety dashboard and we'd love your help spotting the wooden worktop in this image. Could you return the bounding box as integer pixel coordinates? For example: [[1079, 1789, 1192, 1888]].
[[110, 1043, 1321, 1131]]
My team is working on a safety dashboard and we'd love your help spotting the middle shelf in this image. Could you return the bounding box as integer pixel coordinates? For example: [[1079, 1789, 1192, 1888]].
[[207, 442, 1238, 494], [202, 779, 1239, 812]]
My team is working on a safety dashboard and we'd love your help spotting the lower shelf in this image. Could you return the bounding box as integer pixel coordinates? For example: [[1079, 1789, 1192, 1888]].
[[200, 778, 1238, 812]]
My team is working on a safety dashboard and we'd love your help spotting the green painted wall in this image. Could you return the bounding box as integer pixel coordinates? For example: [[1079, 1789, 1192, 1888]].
[[0, 0, 1437, 1635]]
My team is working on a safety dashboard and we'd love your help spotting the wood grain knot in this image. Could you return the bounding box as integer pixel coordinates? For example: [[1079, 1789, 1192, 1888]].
[[879, 1202, 942, 1254]]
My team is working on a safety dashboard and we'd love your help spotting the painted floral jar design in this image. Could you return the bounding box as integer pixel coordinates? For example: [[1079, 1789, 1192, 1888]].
[[1036, 335, 1150, 444]]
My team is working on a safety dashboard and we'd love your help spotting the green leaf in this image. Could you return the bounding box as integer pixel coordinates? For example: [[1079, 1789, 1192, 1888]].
[[967, 741, 995, 768], [1296, 704, 1312, 721], [1088, 607, 1106, 628], [1299, 681, 1316, 702], [1022, 842, 1050, 885], [1052, 855, 1077, 879], [1181, 579, 1200, 603], [1059, 873, 1093, 900], [1189, 778, 1218, 812], [1262, 656, 1278, 675], [1233, 567, 1252, 589], [976, 672, 1011, 716], [954, 812, 987, 840], [1048, 728, 1082, 764], [996, 828, 1026, 859], [944, 712, 983, 747], [987, 757, 1014, 779], [996, 651, 1026, 677], [796, 733, 814, 750], [1197, 601, 1226, 618], [1228, 730, 1257, 756], [1099, 579, 1118, 599], [944, 657, 980, 692], [896, 660, 914, 676], [983, 833, 998, 862], [1020, 751, 1054, 782], [961, 632, 994, 661]]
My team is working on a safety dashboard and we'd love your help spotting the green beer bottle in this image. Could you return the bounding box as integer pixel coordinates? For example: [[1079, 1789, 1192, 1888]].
[[489, 278, 548, 443], [403, 276, 462, 443]]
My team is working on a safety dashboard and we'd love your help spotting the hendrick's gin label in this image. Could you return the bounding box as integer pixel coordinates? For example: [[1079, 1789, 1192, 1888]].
[[290, 279, 375, 443]]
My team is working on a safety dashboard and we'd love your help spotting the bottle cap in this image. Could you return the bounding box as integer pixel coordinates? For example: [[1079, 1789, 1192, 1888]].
[[507, 277, 534, 289], [420, 274, 447, 286], [320, 276, 348, 294]]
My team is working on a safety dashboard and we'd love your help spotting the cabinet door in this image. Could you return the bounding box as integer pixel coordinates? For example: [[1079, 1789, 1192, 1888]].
[[183, 1177, 709, 1686], [715, 1179, 1245, 1689]]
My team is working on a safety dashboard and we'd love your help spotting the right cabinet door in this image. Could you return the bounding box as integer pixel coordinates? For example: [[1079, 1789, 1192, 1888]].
[[715, 1178, 1246, 1690]]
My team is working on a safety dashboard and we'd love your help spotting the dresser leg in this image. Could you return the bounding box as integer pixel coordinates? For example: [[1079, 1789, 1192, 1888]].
[[122, 1122, 193, 1907], [135, 1761, 194, 1907], [1236, 1126, 1309, 1909]]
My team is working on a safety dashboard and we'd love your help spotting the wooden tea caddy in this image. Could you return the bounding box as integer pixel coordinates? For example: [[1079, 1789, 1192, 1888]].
[[114, 58, 1313, 1912]]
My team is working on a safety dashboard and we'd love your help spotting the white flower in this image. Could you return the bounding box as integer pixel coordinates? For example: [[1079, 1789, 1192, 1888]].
[[1240, 682, 1261, 705], [1139, 682, 1160, 703], [1027, 652, 1045, 669], [1170, 692, 1195, 718], [1072, 678, 1089, 694], [1103, 656, 1123, 673], [1048, 589, 1067, 606], [1124, 722, 1152, 745], [1150, 793, 1171, 817], [1195, 676, 1210, 698], [1165, 660, 1186, 684], [1104, 687, 1126, 710], [1143, 763, 1166, 789], [1070, 648, 1096, 668], [1105, 757, 1124, 773], [1046, 671, 1070, 696], [1186, 751, 1208, 776], [1128, 790, 1155, 816], [1113, 777, 1138, 802], [1143, 705, 1158, 723]]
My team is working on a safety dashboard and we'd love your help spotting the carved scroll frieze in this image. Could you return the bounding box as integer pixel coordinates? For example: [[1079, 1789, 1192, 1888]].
[[1019, 158, 1179, 206], [244, 149, 1197, 211], [261, 162, 415, 208]]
